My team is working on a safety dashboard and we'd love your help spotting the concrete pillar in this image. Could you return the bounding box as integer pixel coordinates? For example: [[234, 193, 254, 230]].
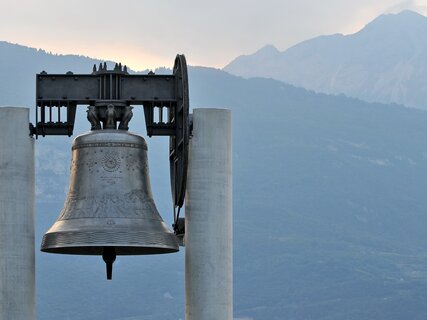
[[185, 108, 232, 320], [0, 107, 35, 320]]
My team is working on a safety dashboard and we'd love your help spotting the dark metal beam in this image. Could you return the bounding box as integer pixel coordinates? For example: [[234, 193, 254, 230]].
[[37, 74, 176, 104]]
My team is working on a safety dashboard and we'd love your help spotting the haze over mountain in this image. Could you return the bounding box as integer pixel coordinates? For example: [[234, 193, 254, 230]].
[[2, 41, 427, 319], [224, 10, 427, 110]]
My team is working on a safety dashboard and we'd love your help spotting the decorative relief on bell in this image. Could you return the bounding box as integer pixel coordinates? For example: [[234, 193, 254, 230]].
[[70, 147, 147, 173], [58, 189, 161, 220], [86, 158, 97, 173], [72, 141, 147, 150], [102, 151, 121, 172], [125, 154, 144, 171]]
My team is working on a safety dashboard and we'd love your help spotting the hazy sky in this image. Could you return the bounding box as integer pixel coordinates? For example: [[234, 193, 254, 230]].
[[1, 0, 426, 71]]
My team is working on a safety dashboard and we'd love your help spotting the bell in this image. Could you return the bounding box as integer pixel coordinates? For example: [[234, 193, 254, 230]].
[[41, 129, 179, 279]]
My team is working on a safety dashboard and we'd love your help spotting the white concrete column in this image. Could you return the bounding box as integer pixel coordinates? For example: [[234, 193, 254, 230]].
[[185, 108, 232, 320], [0, 107, 35, 320]]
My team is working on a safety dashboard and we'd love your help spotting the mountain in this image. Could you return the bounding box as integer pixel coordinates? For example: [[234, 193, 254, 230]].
[[224, 10, 427, 110], [2, 41, 427, 320]]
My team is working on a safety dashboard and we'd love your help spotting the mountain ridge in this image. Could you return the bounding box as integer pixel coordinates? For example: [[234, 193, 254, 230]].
[[224, 10, 427, 109]]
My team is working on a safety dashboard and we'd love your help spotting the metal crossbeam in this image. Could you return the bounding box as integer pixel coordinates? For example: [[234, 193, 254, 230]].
[[36, 74, 176, 104]]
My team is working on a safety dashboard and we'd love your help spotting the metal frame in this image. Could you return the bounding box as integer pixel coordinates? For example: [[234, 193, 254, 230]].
[[30, 54, 190, 216]]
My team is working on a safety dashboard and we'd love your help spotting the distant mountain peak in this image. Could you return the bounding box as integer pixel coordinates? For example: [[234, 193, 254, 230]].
[[235, 44, 280, 60], [255, 44, 280, 55], [394, 9, 426, 18], [383, 9, 425, 18], [360, 9, 427, 34], [373, 9, 426, 22]]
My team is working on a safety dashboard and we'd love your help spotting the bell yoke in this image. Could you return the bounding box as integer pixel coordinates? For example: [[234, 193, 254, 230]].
[[34, 55, 191, 279]]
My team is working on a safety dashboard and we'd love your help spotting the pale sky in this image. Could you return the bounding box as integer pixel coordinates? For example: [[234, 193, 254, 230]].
[[0, 0, 426, 71]]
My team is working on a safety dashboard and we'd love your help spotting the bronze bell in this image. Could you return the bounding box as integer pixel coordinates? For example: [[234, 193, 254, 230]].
[[41, 129, 179, 279]]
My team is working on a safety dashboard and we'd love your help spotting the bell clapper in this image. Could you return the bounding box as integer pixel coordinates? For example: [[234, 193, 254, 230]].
[[102, 247, 116, 280]]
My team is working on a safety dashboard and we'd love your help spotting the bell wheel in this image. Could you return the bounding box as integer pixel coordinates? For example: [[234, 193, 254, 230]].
[[169, 54, 189, 209]]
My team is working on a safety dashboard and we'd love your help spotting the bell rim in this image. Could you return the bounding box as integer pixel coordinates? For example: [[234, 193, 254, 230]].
[[41, 230, 180, 255], [40, 245, 179, 255]]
